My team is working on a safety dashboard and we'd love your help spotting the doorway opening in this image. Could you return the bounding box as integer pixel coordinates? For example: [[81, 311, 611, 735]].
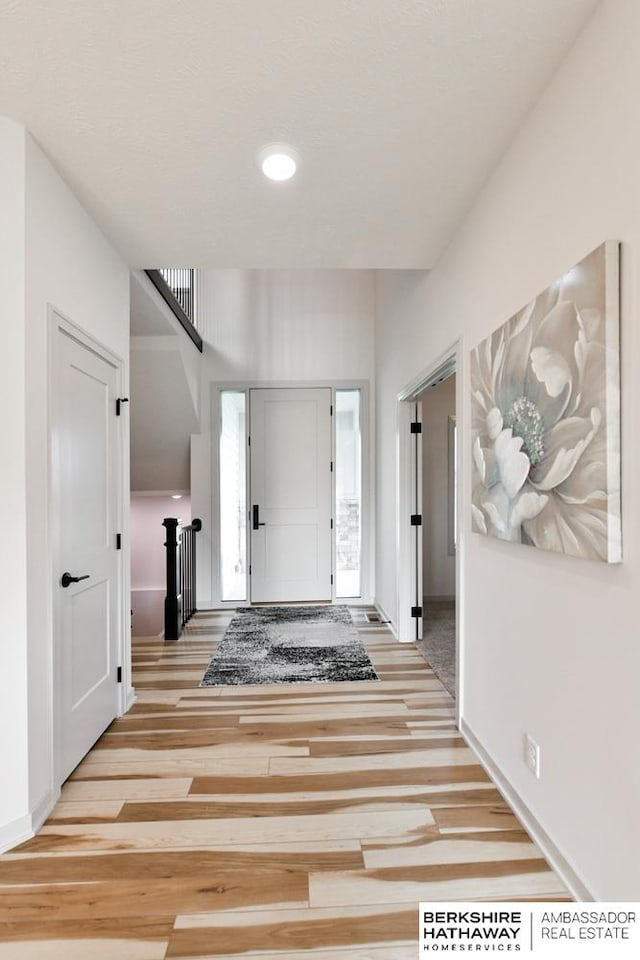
[[396, 347, 459, 704], [414, 373, 456, 697]]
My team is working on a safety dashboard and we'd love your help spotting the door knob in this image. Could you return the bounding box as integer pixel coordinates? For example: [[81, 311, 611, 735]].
[[61, 572, 90, 588]]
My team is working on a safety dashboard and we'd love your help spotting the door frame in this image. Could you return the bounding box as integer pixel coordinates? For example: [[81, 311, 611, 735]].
[[48, 307, 129, 790], [396, 340, 462, 719], [210, 380, 371, 608]]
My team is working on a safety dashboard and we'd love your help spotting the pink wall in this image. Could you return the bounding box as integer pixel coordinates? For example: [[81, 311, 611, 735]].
[[130, 494, 191, 636]]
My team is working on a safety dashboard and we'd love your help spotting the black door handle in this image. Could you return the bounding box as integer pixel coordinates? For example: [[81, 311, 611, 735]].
[[252, 505, 266, 530], [61, 572, 90, 588]]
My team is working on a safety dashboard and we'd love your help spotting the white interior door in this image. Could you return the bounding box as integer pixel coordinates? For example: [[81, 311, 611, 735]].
[[250, 388, 332, 602], [52, 323, 121, 782]]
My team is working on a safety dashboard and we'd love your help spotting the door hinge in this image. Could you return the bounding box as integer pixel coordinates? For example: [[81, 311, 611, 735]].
[[331, 518, 334, 529], [330, 461, 334, 472], [116, 666, 123, 683], [410, 514, 422, 526], [248, 435, 251, 446], [411, 606, 423, 618], [116, 397, 129, 416], [330, 404, 333, 416], [116, 533, 122, 549], [249, 564, 252, 575], [410, 421, 422, 434], [331, 574, 334, 585]]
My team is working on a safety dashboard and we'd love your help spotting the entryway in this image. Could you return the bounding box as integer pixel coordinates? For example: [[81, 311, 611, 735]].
[[216, 384, 367, 607]]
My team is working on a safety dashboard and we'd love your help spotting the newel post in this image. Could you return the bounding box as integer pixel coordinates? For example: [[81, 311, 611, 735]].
[[162, 517, 180, 642]]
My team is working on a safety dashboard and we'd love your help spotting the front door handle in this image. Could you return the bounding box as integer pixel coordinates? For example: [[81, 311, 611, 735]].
[[61, 572, 90, 588], [252, 505, 266, 530]]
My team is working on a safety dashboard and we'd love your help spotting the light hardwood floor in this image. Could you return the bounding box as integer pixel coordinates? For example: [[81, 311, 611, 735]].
[[0, 609, 570, 958]]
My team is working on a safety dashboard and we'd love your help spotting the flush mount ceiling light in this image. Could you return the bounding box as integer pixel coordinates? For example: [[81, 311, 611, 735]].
[[258, 143, 299, 182], [171, 494, 183, 500]]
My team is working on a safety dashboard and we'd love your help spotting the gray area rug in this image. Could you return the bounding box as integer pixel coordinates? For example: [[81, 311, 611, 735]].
[[416, 600, 456, 697], [201, 605, 379, 686]]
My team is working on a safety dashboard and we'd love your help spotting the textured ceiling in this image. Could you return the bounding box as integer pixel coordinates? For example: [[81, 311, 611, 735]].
[[0, 0, 598, 268]]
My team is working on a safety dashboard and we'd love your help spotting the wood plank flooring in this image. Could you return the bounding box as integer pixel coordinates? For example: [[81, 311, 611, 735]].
[[0, 609, 570, 958]]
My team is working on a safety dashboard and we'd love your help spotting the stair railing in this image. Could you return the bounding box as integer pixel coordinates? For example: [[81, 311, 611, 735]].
[[162, 516, 202, 642], [145, 269, 203, 352]]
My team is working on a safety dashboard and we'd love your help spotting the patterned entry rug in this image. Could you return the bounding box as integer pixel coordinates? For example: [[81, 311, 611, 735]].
[[200, 605, 379, 686]]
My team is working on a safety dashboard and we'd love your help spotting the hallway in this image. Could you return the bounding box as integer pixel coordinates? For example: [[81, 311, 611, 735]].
[[0, 611, 569, 958]]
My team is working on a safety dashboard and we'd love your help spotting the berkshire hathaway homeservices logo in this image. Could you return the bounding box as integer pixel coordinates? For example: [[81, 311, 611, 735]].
[[421, 907, 525, 952]]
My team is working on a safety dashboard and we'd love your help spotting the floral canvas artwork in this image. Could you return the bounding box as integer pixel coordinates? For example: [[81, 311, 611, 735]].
[[470, 242, 621, 562]]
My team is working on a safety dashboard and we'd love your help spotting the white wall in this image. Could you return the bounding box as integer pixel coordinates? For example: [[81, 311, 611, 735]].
[[0, 125, 130, 850], [129, 271, 202, 493], [199, 269, 375, 389], [375, 0, 640, 899], [193, 269, 375, 606], [131, 494, 191, 636], [420, 375, 456, 599], [0, 118, 30, 846], [130, 338, 199, 491]]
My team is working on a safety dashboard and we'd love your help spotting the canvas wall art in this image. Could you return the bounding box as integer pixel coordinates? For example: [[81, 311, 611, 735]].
[[470, 241, 621, 563]]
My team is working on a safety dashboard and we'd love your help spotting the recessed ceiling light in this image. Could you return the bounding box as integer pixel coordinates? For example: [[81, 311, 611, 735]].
[[171, 494, 183, 500], [258, 143, 298, 182]]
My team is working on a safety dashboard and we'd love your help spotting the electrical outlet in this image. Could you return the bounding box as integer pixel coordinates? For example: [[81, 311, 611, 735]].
[[524, 734, 541, 779]]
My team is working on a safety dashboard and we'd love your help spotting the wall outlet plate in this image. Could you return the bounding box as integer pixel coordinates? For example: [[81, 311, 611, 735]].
[[524, 733, 541, 778]]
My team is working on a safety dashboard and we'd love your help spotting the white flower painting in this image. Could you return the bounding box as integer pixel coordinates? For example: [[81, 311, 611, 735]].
[[470, 242, 621, 563]]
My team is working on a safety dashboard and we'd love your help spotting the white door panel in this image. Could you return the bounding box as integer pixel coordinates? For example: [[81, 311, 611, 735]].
[[264, 400, 319, 507], [53, 324, 120, 782], [250, 388, 331, 602], [69, 580, 110, 708], [264, 525, 319, 581]]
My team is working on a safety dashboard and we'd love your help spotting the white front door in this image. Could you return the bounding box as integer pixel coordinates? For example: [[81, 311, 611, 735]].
[[52, 321, 121, 782], [250, 388, 332, 602]]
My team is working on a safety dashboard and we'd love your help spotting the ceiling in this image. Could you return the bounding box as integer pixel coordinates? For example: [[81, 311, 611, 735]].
[[0, 0, 598, 269]]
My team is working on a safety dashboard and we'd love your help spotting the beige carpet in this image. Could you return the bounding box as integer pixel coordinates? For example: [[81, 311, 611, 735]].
[[415, 600, 455, 697]]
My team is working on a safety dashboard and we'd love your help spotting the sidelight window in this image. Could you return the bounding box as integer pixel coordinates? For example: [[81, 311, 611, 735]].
[[220, 391, 247, 601], [335, 389, 362, 598]]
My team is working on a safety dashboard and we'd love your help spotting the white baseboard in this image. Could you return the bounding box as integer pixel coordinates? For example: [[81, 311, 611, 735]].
[[0, 812, 33, 854], [31, 787, 58, 834], [374, 601, 397, 639], [460, 717, 594, 902], [0, 786, 58, 854]]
